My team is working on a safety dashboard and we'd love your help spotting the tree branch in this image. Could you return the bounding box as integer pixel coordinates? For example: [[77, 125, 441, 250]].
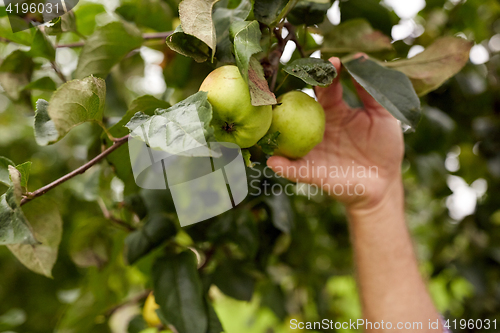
[[21, 135, 130, 206], [105, 289, 151, 317], [269, 26, 294, 91], [55, 31, 173, 48], [284, 22, 306, 58], [50, 61, 68, 82], [98, 198, 136, 232]]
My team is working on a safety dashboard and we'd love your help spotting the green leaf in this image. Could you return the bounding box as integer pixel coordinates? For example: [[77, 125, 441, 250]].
[[384, 37, 473, 96], [12, 162, 31, 191], [264, 189, 293, 233], [74, 3, 106, 36], [205, 298, 224, 333], [287, 0, 330, 26], [340, 0, 394, 36], [0, 157, 15, 187], [322, 19, 393, 54], [207, 210, 259, 257], [166, 25, 211, 63], [69, 217, 112, 268], [109, 95, 171, 139], [75, 21, 143, 79], [248, 57, 277, 106], [125, 213, 177, 265], [0, 17, 33, 45], [47, 76, 106, 141], [7, 197, 62, 278], [259, 281, 287, 320], [116, 0, 173, 32], [8, 166, 23, 201], [126, 91, 217, 157], [29, 29, 55, 61], [242, 150, 254, 168], [213, 260, 255, 301], [34, 99, 58, 146], [257, 131, 280, 155], [253, 0, 289, 26], [118, 51, 145, 79], [231, 20, 262, 83], [283, 58, 337, 87], [0, 50, 34, 100], [105, 96, 170, 190], [179, 0, 219, 58], [57, 290, 117, 333], [138, 329, 158, 333], [45, 14, 77, 35], [343, 57, 421, 131], [0, 188, 37, 246], [128, 315, 148, 333], [24, 77, 57, 91], [213, 0, 252, 63], [152, 251, 207, 333]]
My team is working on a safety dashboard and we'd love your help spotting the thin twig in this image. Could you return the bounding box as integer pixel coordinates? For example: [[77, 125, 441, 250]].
[[284, 22, 306, 58], [198, 247, 215, 270], [98, 198, 136, 232], [143, 31, 173, 41], [50, 61, 68, 82], [270, 26, 294, 91], [97, 120, 118, 142], [105, 290, 151, 317], [55, 31, 173, 48], [21, 135, 130, 206], [56, 41, 86, 48], [275, 73, 290, 92]]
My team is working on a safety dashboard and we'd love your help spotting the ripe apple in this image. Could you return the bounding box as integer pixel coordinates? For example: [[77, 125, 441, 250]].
[[269, 91, 325, 159], [199, 65, 272, 148], [143, 292, 161, 327]]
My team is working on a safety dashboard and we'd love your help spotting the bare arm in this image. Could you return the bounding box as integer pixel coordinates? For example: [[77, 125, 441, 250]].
[[347, 180, 441, 332], [267, 56, 443, 332]]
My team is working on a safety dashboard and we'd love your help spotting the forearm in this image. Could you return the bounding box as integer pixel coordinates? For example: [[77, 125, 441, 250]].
[[346, 179, 442, 332]]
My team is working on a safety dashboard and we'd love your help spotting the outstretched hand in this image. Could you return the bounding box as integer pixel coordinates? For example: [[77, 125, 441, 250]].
[[267, 56, 405, 211]]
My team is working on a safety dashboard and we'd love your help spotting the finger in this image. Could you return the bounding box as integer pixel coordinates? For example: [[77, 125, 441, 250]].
[[350, 53, 387, 112], [266, 156, 312, 184], [315, 57, 347, 110]]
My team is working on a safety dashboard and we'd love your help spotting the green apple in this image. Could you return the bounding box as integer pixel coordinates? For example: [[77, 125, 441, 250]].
[[199, 65, 272, 148], [269, 91, 325, 159]]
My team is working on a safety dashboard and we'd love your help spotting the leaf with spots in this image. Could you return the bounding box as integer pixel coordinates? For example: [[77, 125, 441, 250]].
[[284, 58, 337, 87], [248, 57, 277, 106]]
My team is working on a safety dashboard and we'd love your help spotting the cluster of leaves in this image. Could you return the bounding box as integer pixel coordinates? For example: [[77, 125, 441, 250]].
[[0, 0, 496, 332]]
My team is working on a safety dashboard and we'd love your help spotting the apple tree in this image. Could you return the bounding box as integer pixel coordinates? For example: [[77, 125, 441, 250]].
[[0, 0, 497, 332]]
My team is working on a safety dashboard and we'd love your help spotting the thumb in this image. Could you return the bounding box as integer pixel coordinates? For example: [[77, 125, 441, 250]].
[[315, 57, 347, 110]]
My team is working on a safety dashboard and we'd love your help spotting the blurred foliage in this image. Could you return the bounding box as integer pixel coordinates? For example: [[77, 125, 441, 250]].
[[0, 0, 498, 332]]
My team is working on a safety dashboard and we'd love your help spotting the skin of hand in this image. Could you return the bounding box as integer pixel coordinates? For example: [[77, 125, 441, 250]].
[[267, 56, 443, 332], [267, 55, 404, 211]]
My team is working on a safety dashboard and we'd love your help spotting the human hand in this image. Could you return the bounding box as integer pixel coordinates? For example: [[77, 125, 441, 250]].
[[267, 56, 405, 211]]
